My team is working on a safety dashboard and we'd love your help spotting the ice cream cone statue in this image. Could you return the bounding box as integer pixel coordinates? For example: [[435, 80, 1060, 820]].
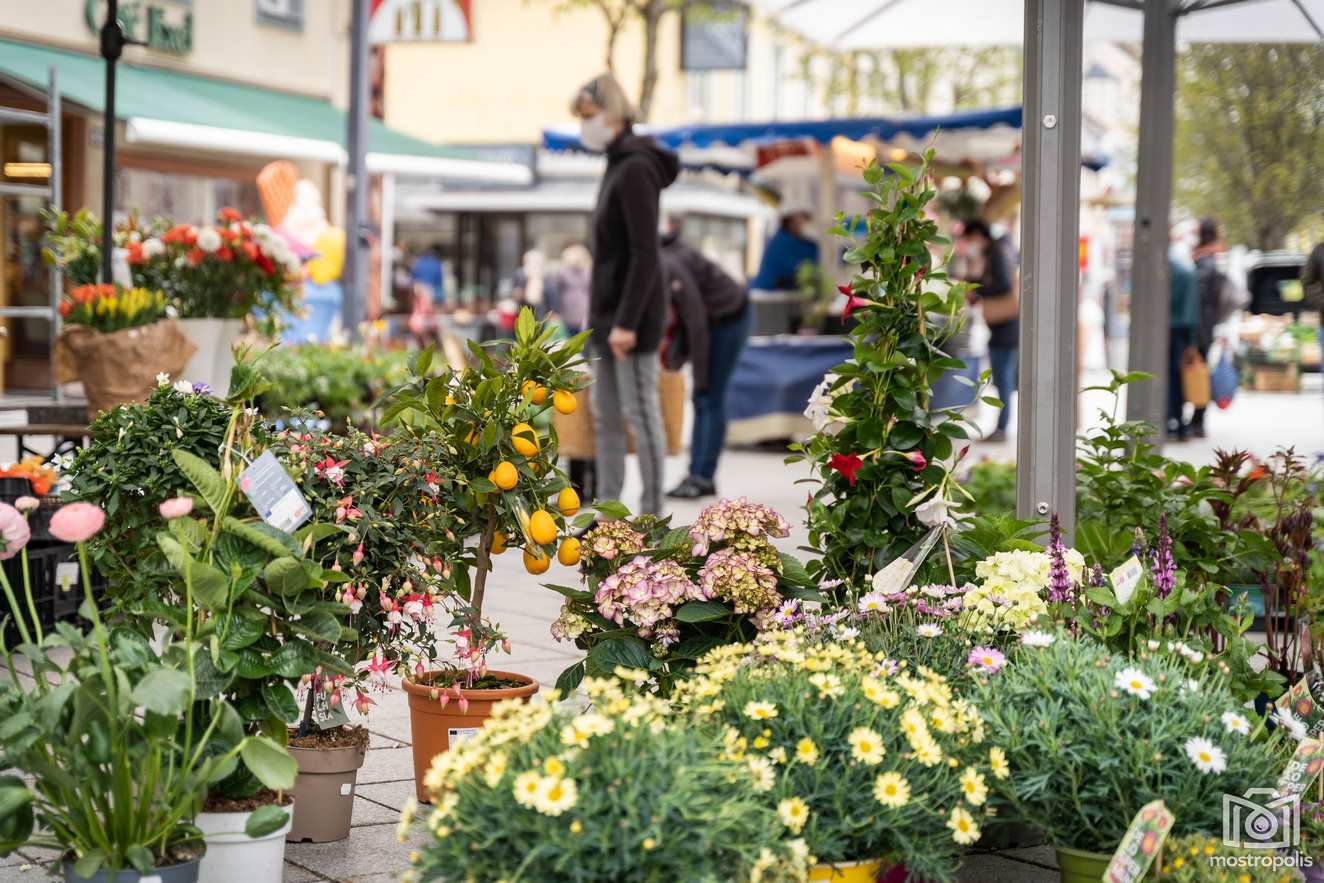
[[258, 161, 344, 342]]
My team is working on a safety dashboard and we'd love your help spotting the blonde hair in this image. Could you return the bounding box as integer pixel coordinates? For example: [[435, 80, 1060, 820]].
[[570, 72, 636, 124]]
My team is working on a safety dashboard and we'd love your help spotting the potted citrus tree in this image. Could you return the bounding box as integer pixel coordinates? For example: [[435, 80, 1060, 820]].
[[382, 308, 589, 800]]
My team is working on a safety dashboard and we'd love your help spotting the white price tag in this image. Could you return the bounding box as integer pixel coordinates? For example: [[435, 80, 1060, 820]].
[[1111, 556, 1145, 607], [55, 562, 79, 591], [239, 450, 311, 533], [448, 727, 481, 747], [339, 782, 353, 796]]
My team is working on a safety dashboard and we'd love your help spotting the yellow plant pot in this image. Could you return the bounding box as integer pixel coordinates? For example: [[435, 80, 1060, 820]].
[[808, 859, 884, 882]]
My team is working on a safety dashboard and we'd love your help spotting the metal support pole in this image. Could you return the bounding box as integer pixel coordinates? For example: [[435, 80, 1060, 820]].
[[99, 0, 124, 284], [342, 0, 370, 340], [48, 67, 62, 401], [1017, 0, 1084, 539], [1125, 0, 1178, 436], [816, 142, 840, 282]]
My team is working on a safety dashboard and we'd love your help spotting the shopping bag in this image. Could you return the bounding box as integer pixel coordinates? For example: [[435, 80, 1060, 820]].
[[1210, 351, 1239, 409], [1181, 347, 1211, 408]]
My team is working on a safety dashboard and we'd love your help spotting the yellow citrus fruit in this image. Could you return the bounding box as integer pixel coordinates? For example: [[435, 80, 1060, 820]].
[[490, 531, 508, 555], [527, 509, 557, 546], [521, 380, 548, 405], [511, 422, 540, 457], [552, 390, 577, 415], [523, 547, 551, 575], [557, 487, 580, 516], [557, 537, 581, 567], [490, 460, 519, 491]]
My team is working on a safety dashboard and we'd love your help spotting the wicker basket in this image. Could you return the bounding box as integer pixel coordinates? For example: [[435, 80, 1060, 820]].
[[554, 370, 685, 459]]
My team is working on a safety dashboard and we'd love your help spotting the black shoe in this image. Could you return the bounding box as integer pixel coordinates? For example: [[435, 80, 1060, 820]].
[[1190, 425, 1207, 439], [666, 477, 716, 499]]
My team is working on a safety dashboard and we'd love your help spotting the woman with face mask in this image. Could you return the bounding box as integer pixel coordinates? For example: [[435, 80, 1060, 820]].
[[570, 72, 680, 516]]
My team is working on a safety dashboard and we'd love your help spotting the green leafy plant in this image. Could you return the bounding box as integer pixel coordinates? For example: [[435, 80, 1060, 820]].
[[547, 498, 819, 695], [0, 507, 295, 877], [975, 634, 1282, 854], [260, 344, 410, 430], [1151, 833, 1300, 882], [381, 308, 589, 683], [675, 630, 1002, 881], [789, 150, 984, 593], [401, 679, 812, 883], [958, 459, 1017, 518], [41, 207, 101, 285], [147, 362, 353, 796], [64, 380, 249, 595]]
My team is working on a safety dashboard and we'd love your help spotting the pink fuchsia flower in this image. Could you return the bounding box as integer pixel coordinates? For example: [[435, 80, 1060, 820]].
[[0, 503, 31, 560], [49, 502, 105, 543], [352, 543, 365, 565], [352, 691, 374, 715], [13, 496, 39, 514], [159, 497, 194, 519], [967, 646, 1007, 674], [901, 450, 927, 472]]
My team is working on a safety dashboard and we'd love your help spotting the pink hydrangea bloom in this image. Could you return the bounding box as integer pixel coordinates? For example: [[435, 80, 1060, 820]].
[[687, 497, 790, 556]]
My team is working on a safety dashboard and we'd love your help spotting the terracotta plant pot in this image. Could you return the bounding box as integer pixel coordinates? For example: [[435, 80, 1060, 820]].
[[287, 737, 368, 843], [64, 858, 200, 883], [807, 859, 899, 882], [195, 803, 292, 883], [402, 670, 539, 802], [1055, 845, 1112, 883]]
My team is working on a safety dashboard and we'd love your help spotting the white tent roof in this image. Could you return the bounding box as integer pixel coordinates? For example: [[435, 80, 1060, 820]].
[[749, 0, 1324, 50]]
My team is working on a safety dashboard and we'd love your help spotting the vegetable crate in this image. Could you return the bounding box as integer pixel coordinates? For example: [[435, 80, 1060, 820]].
[[0, 542, 93, 643]]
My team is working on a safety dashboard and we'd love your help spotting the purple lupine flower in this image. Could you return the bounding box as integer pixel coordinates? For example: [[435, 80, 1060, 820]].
[[1130, 527, 1147, 563], [1046, 513, 1074, 603], [1089, 563, 1106, 588], [1151, 514, 1176, 598]]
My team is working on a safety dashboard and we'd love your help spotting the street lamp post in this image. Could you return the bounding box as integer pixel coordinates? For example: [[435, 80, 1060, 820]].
[[98, 0, 129, 284]]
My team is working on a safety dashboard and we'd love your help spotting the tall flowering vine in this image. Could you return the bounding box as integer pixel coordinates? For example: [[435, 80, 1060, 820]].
[[1151, 514, 1176, 599], [1046, 513, 1075, 604]]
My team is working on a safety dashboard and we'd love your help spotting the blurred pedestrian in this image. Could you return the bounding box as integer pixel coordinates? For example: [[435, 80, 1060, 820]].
[[1168, 250, 1199, 441], [571, 72, 679, 516], [411, 243, 445, 306], [554, 242, 592, 335], [959, 219, 1019, 442], [1190, 217, 1240, 438], [512, 249, 550, 320], [660, 218, 751, 499], [750, 202, 818, 291]]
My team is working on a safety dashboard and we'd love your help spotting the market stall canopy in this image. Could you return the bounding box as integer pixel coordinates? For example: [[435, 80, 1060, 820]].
[[0, 37, 531, 186], [543, 107, 1108, 173], [746, 0, 1324, 50]]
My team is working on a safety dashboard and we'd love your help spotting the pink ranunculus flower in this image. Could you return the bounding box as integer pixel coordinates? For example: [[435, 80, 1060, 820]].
[[159, 496, 194, 519], [0, 503, 31, 560], [13, 496, 39, 514], [48, 502, 106, 543]]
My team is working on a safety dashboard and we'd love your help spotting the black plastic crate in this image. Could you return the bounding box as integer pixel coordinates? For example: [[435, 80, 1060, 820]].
[[0, 542, 90, 644]]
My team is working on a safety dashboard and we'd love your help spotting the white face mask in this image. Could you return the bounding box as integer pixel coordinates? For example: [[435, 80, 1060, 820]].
[[579, 113, 615, 152]]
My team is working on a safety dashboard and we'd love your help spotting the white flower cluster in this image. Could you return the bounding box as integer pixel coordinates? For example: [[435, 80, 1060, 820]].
[[961, 549, 1085, 632], [804, 371, 853, 436]]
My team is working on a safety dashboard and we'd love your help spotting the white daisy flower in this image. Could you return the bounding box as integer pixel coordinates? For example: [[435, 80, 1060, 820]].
[[1221, 711, 1251, 736], [1114, 667, 1157, 700], [1184, 736, 1227, 774], [1020, 630, 1055, 648], [916, 623, 943, 638]]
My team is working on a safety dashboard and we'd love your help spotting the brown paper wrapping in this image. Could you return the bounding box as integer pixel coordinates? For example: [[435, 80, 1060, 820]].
[[53, 319, 197, 419]]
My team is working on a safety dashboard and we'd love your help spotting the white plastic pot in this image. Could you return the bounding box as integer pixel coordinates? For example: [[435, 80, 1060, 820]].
[[195, 805, 292, 883], [177, 317, 244, 396]]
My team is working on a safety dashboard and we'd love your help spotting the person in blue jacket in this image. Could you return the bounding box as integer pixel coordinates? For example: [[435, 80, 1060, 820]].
[[750, 208, 818, 291]]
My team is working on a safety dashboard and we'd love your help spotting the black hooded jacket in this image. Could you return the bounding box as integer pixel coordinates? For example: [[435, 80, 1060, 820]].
[[588, 131, 680, 353]]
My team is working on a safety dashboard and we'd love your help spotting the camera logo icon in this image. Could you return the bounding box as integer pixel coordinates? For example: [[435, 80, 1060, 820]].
[[1223, 789, 1300, 850]]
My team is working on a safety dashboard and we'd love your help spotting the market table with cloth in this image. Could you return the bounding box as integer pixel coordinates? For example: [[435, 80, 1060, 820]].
[[726, 336, 980, 445]]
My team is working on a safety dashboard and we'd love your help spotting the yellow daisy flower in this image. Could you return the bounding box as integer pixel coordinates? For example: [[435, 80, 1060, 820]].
[[959, 767, 989, 806], [989, 746, 1010, 780], [848, 727, 886, 765], [873, 772, 911, 808], [777, 796, 810, 834], [947, 805, 981, 845], [743, 700, 778, 720], [513, 770, 542, 808], [795, 737, 820, 766]]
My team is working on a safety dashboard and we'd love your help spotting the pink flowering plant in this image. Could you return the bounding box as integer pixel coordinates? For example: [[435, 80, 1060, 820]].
[[547, 498, 819, 694], [271, 426, 468, 712]]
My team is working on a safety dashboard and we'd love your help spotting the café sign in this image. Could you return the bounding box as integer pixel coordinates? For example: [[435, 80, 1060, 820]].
[[84, 0, 193, 55]]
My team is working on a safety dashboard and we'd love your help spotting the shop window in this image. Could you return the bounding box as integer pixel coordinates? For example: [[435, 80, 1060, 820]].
[[116, 167, 261, 226]]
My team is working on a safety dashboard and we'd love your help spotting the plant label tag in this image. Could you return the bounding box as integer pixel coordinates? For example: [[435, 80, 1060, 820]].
[[1110, 556, 1144, 607], [314, 703, 352, 731], [1275, 676, 1324, 738], [448, 726, 481, 746], [340, 783, 353, 796], [1276, 739, 1324, 798], [1104, 799, 1173, 883], [55, 562, 79, 591], [240, 450, 311, 533]]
